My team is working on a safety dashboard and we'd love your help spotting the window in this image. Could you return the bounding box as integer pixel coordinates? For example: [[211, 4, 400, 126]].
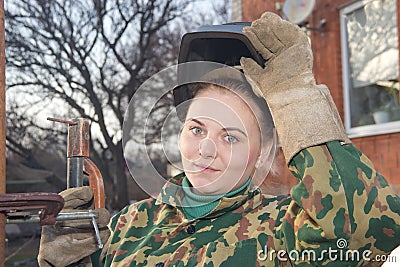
[[340, 0, 399, 137]]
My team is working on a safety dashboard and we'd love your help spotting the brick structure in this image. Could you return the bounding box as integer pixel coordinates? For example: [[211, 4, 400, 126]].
[[241, 0, 400, 195]]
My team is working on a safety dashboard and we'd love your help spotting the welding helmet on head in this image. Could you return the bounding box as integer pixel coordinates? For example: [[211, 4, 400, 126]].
[[172, 23, 276, 188], [173, 22, 265, 109]]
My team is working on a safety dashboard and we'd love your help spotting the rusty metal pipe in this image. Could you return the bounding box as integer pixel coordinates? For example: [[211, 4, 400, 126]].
[[49, 117, 105, 208], [67, 118, 89, 189], [0, 0, 6, 265], [84, 158, 105, 208]]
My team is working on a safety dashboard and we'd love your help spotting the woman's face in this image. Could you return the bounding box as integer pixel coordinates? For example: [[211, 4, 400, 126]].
[[179, 86, 262, 195]]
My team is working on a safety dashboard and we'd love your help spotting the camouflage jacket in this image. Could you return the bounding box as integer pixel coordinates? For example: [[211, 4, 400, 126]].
[[100, 141, 399, 266]]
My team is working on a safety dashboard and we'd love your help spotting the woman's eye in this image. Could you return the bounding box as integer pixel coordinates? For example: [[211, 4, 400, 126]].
[[190, 127, 203, 135], [224, 135, 238, 143]]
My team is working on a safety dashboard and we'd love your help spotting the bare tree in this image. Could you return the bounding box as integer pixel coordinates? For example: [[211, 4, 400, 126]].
[[5, 0, 231, 209], [5, 0, 195, 209]]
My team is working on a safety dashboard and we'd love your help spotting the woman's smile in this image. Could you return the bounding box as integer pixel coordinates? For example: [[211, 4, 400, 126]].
[[193, 162, 219, 173]]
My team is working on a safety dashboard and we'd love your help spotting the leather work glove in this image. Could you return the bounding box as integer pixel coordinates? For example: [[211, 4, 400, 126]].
[[38, 186, 110, 267], [240, 12, 351, 163]]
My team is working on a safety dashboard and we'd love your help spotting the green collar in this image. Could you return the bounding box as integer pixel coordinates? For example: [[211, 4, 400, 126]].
[[181, 177, 251, 220], [156, 173, 257, 220]]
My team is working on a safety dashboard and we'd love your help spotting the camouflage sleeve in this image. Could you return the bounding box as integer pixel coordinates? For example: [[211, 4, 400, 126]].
[[96, 205, 131, 266], [276, 140, 400, 266]]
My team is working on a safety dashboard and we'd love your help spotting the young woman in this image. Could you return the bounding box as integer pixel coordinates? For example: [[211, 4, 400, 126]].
[[38, 12, 399, 267]]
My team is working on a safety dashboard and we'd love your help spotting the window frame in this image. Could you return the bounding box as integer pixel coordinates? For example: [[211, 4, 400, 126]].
[[340, 0, 400, 138]]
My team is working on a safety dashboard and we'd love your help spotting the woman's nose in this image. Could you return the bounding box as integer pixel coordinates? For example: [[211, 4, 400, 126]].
[[199, 138, 216, 158]]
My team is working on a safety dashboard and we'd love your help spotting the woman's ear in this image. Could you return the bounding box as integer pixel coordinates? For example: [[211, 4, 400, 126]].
[[255, 144, 270, 169], [252, 142, 274, 186]]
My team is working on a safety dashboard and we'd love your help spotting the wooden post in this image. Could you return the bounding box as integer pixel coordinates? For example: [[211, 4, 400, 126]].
[[0, 0, 6, 265]]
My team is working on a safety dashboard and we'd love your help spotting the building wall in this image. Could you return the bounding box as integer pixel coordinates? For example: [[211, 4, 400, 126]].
[[231, 0, 243, 22], [242, 0, 400, 194]]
